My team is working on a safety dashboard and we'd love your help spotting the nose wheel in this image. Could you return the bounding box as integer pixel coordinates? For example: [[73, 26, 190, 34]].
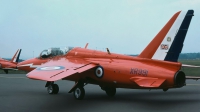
[[47, 84, 59, 94]]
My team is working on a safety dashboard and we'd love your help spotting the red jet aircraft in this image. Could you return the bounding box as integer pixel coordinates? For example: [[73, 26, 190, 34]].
[[18, 10, 200, 100], [0, 49, 22, 74]]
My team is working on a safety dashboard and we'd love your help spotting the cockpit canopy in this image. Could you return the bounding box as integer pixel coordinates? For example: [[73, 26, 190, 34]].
[[39, 47, 73, 59]]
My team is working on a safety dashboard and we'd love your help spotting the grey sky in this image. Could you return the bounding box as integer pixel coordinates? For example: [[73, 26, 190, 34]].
[[0, 0, 200, 59]]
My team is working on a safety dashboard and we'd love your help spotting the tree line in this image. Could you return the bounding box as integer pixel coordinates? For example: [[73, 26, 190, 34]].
[[128, 53, 200, 60], [3, 53, 200, 61], [179, 53, 200, 60]]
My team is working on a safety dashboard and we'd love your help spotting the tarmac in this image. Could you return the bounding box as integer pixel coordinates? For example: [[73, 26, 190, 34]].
[[1, 74, 200, 112]]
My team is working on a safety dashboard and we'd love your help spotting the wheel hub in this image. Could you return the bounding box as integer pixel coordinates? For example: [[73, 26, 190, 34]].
[[47, 85, 53, 93], [75, 88, 81, 98]]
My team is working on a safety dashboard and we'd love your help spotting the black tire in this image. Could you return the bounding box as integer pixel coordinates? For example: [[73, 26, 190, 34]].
[[47, 84, 59, 94], [53, 84, 59, 94], [73, 86, 85, 100], [4, 70, 8, 74], [105, 87, 116, 97], [163, 88, 168, 92]]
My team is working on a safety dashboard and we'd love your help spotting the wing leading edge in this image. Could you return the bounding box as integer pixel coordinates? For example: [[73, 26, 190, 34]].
[[27, 58, 97, 81]]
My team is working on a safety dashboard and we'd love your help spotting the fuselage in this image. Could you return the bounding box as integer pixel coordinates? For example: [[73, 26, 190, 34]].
[[18, 47, 184, 89], [0, 58, 17, 69]]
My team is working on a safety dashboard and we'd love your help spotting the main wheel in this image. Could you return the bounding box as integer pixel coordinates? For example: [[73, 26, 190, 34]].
[[95, 66, 104, 78], [47, 84, 59, 94], [105, 87, 116, 97], [163, 88, 168, 92], [73, 86, 85, 100], [53, 84, 59, 94]]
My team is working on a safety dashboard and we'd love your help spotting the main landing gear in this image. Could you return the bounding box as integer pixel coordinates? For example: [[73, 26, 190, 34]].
[[45, 81, 116, 100], [101, 87, 116, 97], [73, 86, 85, 100], [163, 88, 168, 92], [46, 82, 59, 94], [68, 81, 86, 100]]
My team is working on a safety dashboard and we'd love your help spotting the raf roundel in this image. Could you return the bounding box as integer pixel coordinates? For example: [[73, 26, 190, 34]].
[[95, 66, 104, 78], [36, 66, 65, 71]]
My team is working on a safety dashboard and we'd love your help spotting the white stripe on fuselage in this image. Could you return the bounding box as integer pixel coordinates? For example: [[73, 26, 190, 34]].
[[17, 63, 41, 68], [152, 11, 187, 60]]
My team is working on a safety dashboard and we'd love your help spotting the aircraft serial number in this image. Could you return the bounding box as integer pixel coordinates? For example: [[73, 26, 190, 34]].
[[130, 68, 148, 76]]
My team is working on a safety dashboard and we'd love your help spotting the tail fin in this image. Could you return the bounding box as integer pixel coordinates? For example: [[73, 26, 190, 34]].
[[10, 49, 22, 63], [138, 10, 194, 62]]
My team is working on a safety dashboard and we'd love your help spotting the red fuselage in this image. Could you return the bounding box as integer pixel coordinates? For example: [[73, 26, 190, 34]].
[[0, 58, 17, 69], [18, 47, 183, 89]]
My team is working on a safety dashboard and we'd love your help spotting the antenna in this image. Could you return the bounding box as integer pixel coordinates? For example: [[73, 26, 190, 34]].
[[106, 48, 111, 54], [84, 43, 89, 49]]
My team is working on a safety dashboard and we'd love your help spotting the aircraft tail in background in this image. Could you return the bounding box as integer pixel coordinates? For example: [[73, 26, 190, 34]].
[[10, 49, 22, 63]]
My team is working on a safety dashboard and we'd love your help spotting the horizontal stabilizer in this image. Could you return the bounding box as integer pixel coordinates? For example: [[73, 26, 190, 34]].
[[182, 64, 200, 68], [186, 76, 200, 80], [130, 77, 165, 88]]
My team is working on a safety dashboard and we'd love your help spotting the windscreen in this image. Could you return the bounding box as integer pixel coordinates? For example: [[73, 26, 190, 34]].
[[39, 47, 74, 59]]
